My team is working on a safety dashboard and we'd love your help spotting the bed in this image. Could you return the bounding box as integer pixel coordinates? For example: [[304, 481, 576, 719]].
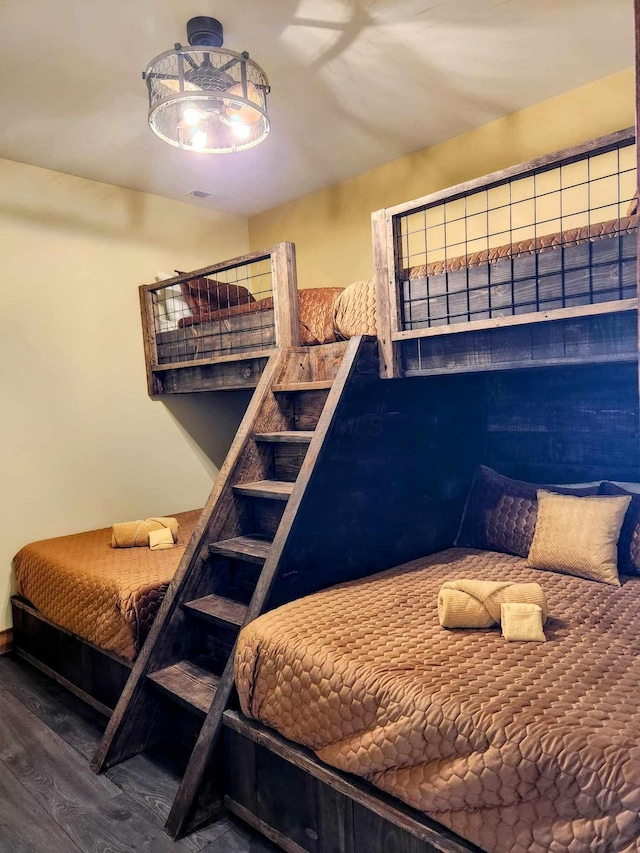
[[13, 508, 201, 661], [234, 460, 640, 853], [235, 546, 640, 853]]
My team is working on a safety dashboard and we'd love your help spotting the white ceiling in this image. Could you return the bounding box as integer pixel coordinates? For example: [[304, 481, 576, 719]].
[[0, 0, 634, 217]]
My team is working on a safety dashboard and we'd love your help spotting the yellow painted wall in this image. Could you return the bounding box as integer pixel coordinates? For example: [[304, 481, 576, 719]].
[[249, 69, 635, 289], [0, 159, 250, 631]]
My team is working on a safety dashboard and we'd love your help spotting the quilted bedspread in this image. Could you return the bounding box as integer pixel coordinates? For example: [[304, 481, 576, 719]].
[[13, 508, 202, 660], [407, 213, 637, 278], [235, 547, 640, 853]]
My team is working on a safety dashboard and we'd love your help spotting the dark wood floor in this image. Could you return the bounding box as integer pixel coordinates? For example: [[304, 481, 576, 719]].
[[0, 654, 278, 852]]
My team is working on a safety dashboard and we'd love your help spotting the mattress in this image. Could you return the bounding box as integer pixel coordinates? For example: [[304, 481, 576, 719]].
[[179, 287, 345, 346], [235, 547, 640, 853], [13, 509, 202, 660]]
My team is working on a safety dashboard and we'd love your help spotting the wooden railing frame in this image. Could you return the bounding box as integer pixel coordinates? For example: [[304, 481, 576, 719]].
[[139, 242, 300, 393], [371, 127, 637, 380]]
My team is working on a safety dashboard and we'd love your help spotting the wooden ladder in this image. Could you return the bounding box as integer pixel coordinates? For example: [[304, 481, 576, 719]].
[[90, 336, 377, 839]]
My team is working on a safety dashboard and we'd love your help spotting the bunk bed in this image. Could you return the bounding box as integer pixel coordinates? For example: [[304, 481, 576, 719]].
[[10, 126, 640, 853], [214, 127, 640, 853]]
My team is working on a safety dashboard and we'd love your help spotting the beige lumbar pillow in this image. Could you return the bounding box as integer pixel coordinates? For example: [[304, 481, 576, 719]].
[[527, 490, 631, 586]]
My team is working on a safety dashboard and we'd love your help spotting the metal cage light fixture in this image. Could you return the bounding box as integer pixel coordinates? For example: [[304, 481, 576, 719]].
[[143, 17, 270, 154]]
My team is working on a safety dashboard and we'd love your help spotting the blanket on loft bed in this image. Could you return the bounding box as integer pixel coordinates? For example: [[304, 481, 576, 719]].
[[13, 508, 202, 660], [235, 547, 640, 853], [404, 211, 638, 279], [178, 284, 345, 346]]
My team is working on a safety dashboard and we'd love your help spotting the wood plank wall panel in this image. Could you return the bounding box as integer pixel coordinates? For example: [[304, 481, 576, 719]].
[[269, 374, 484, 608], [481, 363, 640, 484], [404, 312, 638, 376]]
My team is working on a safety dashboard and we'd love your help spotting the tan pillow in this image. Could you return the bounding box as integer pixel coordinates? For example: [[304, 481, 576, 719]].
[[527, 490, 631, 586]]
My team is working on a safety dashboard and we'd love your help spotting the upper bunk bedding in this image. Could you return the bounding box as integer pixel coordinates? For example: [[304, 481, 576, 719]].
[[178, 282, 344, 346], [235, 546, 640, 853], [13, 508, 201, 660]]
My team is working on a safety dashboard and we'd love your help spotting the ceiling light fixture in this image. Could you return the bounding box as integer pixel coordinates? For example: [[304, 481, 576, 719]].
[[143, 16, 271, 154]]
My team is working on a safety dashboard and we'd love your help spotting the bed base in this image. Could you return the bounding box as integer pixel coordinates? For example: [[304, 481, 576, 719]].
[[223, 711, 479, 853], [10, 596, 131, 716]]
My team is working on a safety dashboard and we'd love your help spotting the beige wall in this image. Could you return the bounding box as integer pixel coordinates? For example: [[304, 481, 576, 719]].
[[249, 69, 635, 289], [0, 159, 250, 631]]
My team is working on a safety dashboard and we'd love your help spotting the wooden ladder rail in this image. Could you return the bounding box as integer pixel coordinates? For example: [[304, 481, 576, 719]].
[[164, 335, 372, 839], [91, 336, 375, 840]]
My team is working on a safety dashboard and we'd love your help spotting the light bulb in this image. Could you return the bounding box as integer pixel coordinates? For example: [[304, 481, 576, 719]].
[[182, 107, 202, 126], [231, 120, 251, 140], [191, 129, 207, 151]]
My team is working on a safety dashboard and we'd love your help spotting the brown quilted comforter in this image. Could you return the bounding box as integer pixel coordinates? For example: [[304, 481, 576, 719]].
[[235, 547, 640, 853], [407, 213, 637, 278], [331, 214, 637, 340], [13, 509, 202, 660], [179, 287, 344, 346]]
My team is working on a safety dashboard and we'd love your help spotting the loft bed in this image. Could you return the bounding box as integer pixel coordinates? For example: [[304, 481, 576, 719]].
[[141, 243, 300, 394], [142, 242, 350, 394], [373, 127, 638, 379], [141, 242, 378, 395]]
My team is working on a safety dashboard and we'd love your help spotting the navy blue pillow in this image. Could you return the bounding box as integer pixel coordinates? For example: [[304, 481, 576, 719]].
[[455, 466, 600, 558], [598, 482, 640, 576]]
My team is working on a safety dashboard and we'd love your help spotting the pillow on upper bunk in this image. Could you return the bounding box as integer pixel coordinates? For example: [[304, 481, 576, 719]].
[[526, 490, 630, 586], [177, 275, 255, 316], [455, 465, 600, 558], [598, 481, 640, 576], [333, 278, 377, 339]]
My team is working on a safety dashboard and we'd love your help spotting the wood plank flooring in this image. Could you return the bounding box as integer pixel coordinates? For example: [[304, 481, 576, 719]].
[[0, 655, 278, 853]]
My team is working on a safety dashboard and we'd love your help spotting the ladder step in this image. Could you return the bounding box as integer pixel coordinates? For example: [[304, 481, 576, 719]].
[[147, 661, 220, 716], [233, 480, 294, 501], [208, 534, 272, 564], [255, 431, 314, 444], [272, 380, 333, 393], [183, 594, 248, 629]]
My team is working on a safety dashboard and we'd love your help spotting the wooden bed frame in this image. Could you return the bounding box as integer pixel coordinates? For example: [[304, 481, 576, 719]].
[[11, 355, 640, 851], [11, 596, 131, 717], [223, 710, 480, 853]]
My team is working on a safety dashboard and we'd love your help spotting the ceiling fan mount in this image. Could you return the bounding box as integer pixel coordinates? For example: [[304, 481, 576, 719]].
[[185, 16, 224, 49]]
